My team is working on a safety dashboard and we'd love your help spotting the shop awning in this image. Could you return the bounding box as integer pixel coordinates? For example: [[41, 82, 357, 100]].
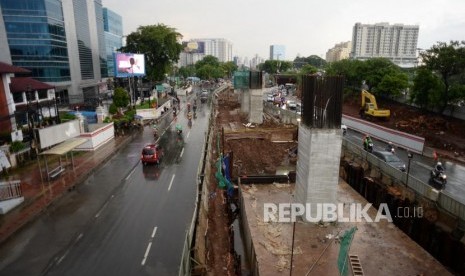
[[40, 138, 87, 155]]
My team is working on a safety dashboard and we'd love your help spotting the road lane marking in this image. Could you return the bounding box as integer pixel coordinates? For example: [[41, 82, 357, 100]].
[[76, 233, 83, 242], [141, 242, 152, 266], [180, 147, 185, 158], [125, 167, 136, 180], [95, 201, 109, 218], [151, 226, 158, 238], [187, 131, 190, 139], [168, 174, 175, 191]]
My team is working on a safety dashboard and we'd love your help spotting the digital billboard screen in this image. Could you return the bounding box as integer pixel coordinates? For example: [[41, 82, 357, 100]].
[[114, 53, 146, 77]]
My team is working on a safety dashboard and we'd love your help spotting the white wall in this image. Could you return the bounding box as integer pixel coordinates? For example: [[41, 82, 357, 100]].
[[38, 120, 80, 149]]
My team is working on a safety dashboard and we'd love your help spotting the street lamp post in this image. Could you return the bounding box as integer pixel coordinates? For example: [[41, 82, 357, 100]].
[[406, 151, 413, 187], [26, 85, 33, 142]]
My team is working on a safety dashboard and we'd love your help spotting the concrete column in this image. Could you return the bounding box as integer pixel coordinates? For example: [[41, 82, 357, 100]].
[[96, 105, 105, 124], [295, 124, 342, 221], [240, 89, 250, 114], [248, 88, 263, 124]]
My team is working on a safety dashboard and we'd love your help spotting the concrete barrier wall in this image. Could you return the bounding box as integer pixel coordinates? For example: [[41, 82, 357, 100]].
[[136, 101, 172, 120], [238, 186, 260, 276], [342, 114, 425, 154], [77, 123, 114, 151]]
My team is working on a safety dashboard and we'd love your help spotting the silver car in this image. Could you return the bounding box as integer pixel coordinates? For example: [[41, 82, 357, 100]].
[[372, 151, 406, 171]]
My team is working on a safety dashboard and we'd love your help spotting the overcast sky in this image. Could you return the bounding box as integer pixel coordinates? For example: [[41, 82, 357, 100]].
[[102, 0, 465, 60]]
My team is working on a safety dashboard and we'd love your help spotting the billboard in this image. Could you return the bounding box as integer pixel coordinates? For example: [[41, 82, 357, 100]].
[[114, 53, 146, 77]]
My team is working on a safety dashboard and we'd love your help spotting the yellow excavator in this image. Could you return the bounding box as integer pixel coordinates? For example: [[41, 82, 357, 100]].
[[360, 90, 390, 120]]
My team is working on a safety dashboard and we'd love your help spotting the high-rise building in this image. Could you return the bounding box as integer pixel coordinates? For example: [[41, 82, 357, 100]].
[[326, 41, 352, 62], [250, 54, 264, 70], [270, 45, 285, 60], [0, 0, 109, 104], [187, 38, 233, 62], [103, 8, 122, 77], [350, 22, 419, 68]]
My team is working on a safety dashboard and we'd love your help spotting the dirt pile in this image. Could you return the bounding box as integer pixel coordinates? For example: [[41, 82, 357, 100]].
[[343, 97, 465, 153]]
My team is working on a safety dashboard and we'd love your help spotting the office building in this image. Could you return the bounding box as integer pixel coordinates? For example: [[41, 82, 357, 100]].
[[326, 41, 351, 62], [0, 0, 109, 105], [250, 55, 265, 70], [270, 45, 285, 60], [183, 38, 233, 64], [103, 8, 122, 77], [351, 22, 419, 68]]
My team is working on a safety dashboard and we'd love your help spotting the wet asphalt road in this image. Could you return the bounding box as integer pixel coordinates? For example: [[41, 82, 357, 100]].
[[0, 92, 210, 276], [344, 129, 465, 202]]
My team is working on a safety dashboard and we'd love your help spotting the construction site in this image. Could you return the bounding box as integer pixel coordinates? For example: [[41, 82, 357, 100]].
[[191, 75, 465, 275]]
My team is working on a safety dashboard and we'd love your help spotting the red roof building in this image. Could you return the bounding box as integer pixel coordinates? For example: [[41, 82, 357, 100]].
[[0, 62, 57, 140]]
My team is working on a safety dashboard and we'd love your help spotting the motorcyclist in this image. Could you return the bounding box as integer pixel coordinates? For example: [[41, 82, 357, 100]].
[[386, 142, 395, 153], [187, 102, 191, 112], [363, 135, 373, 151], [187, 111, 193, 121], [175, 123, 183, 135], [433, 162, 445, 178]]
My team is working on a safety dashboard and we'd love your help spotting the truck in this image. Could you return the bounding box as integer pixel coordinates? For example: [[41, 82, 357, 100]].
[[360, 90, 390, 120]]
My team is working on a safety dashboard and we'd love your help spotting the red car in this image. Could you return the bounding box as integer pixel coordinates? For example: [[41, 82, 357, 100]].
[[141, 144, 163, 165]]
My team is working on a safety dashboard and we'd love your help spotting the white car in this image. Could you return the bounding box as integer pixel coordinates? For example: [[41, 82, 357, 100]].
[[287, 100, 297, 110]]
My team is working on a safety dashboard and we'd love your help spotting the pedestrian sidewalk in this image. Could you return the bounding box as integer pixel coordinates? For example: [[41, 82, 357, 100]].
[[0, 134, 133, 244]]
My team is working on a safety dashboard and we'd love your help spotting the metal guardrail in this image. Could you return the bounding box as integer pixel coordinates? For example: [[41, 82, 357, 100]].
[[0, 180, 22, 201], [343, 138, 465, 223]]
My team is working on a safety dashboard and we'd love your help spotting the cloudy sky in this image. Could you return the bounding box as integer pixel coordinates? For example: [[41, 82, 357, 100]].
[[102, 0, 465, 60]]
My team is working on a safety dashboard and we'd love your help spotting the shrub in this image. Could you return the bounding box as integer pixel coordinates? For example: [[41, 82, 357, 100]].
[[109, 103, 117, 114], [10, 141, 26, 153]]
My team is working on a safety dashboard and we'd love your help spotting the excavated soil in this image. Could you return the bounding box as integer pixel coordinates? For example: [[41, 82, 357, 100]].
[[343, 97, 465, 155]]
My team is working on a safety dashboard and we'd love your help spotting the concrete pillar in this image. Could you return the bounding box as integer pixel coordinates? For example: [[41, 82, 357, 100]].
[[76, 112, 86, 133], [248, 88, 263, 124], [295, 124, 342, 221], [240, 89, 250, 114], [96, 105, 105, 124]]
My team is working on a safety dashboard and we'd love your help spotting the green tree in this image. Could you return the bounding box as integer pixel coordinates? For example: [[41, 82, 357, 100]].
[[294, 55, 327, 69], [113, 87, 130, 108], [120, 24, 183, 81], [178, 65, 196, 78], [325, 59, 365, 90], [420, 41, 465, 113], [300, 64, 318, 75], [196, 64, 223, 80], [410, 68, 443, 109], [363, 58, 400, 92], [259, 60, 292, 74], [221, 61, 238, 79], [195, 55, 220, 69], [377, 71, 409, 97]]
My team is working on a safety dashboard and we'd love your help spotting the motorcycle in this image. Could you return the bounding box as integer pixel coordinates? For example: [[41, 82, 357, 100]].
[[430, 169, 447, 189], [175, 124, 183, 137], [386, 144, 395, 154], [364, 141, 373, 152]]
